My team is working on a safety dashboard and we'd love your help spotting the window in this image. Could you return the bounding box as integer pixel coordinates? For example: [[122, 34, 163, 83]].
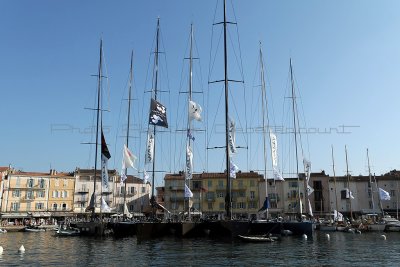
[[208, 180, 212, 187], [55, 179, 59, 187], [129, 204, 134, 211], [63, 179, 68, 187], [26, 202, 31, 211], [53, 203, 58, 210], [141, 186, 146, 194], [238, 180, 243, 187], [62, 203, 67, 211], [390, 190, 396, 197], [250, 191, 255, 200], [250, 180, 255, 187], [289, 181, 298, 188], [39, 179, 45, 188], [16, 177, 20, 187], [11, 202, 20, 211], [12, 189, 20, 197], [26, 191, 33, 200], [219, 202, 225, 210], [35, 203, 44, 210], [207, 203, 213, 210], [237, 202, 246, 209], [341, 190, 349, 199], [192, 181, 201, 190], [63, 191, 68, 198], [218, 180, 224, 188], [27, 179, 34, 188], [130, 187, 136, 195], [238, 191, 245, 198], [36, 190, 45, 197], [217, 192, 224, 198], [249, 201, 256, 209]]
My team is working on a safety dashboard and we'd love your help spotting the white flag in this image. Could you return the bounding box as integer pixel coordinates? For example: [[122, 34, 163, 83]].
[[299, 198, 303, 214], [346, 188, 355, 199], [269, 131, 278, 167], [189, 100, 202, 121], [185, 184, 193, 198], [230, 159, 239, 179], [122, 144, 137, 169], [307, 184, 314, 196], [273, 167, 284, 181], [334, 210, 344, 221], [145, 132, 154, 164], [143, 169, 149, 184], [186, 144, 193, 180], [228, 117, 237, 154], [379, 188, 391, 201]]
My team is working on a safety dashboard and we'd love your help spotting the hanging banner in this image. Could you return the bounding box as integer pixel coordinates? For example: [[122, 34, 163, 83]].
[[145, 132, 154, 164], [186, 143, 193, 180], [149, 98, 168, 128], [269, 131, 278, 167]]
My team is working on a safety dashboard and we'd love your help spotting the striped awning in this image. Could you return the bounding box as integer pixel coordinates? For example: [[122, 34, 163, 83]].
[[1, 213, 31, 218]]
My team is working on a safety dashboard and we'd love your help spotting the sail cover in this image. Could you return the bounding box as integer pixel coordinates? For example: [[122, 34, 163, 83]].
[[101, 130, 111, 191], [149, 98, 168, 128]]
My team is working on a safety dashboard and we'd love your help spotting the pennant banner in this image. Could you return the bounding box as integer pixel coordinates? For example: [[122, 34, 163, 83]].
[[186, 144, 193, 180], [149, 98, 168, 128], [228, 117, 237, 154], [269, 131, 278, 167], [145, 132, 154, 164], [308, 199, 313, 217], [185, 183, 193, 198], [189, 100, 202, 121]]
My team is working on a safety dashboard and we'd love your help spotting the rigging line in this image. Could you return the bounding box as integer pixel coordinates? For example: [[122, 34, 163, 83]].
[[206, 84, 224, 148]]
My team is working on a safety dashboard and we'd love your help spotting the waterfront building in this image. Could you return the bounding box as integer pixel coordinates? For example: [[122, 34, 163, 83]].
[[0, 169, 74, 224], [164, 171, 263, 220], [73, 168, 118, 216], [48, 169, 76, 220], [114, 175, 151, 216]]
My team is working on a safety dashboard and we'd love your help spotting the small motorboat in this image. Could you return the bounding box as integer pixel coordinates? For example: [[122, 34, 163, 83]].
[[24, 225, 46, 232], [55, 226, 81, 236], [0, 228, 7, 234], [238, 234, 277, 242]]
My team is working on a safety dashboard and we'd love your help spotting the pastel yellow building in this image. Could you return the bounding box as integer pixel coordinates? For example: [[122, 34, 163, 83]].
[[164, 171, 263, 219]]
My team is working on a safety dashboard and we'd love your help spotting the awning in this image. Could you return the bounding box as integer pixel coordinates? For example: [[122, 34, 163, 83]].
[[1, 213, 31, 218], [32, 212, 52, 217], [51, 212, 75, 217]]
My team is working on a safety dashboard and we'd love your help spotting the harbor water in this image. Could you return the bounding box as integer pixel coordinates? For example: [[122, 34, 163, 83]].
[[0, 231, 398, 266]]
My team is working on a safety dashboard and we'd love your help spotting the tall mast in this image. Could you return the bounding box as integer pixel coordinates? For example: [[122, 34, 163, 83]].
[[123, 51, 134, 215], [331, 145, 339, 219], [92, 39, 103, 219], [289, 59, 301, 217], [186, 24, 194, 220], [150, 18, 160, 208], [345, 145, 353, 220], [222, 0, 232, 220], [259, 42, 269, 219], [367, 148, 375, 215]]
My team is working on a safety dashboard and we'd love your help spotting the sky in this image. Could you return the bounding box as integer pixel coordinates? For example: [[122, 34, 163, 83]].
[[1, 0, 400, 187]]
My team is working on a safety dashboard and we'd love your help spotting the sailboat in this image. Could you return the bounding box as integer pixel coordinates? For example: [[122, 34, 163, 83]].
[[278, 59, 314, 237], [178, 24, 205, 237], [111, 51, 140, 237], [136, 18, 172, 239], [75, 39, 113, 236]]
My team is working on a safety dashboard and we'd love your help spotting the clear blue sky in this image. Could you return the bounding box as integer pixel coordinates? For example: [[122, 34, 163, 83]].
[[1, 0, 400, 187]]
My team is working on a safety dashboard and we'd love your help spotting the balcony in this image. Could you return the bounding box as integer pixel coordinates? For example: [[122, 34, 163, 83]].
[[76, 188, 89, 194], [21, 196, 35, 202]]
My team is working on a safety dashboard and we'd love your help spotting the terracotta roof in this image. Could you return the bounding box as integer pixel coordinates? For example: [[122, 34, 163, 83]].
[[164, 171, 262, 180], [11, 171, 74, 177], [116, 175, 144, 184], [0, 167, 9, 172]]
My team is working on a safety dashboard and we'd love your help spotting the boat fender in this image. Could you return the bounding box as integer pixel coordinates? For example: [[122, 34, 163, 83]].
[[18, 245, 25, 253], [0, 246, 3, 254], [381, 235, 386, 240], [325, 234, 330, 240], [302, 234, 307, 240]]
